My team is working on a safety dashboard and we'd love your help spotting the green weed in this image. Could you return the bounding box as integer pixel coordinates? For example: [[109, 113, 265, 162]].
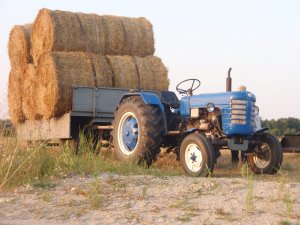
[[240, 163, 254, 213], [86, 178, 102, 209], [277, 166, 294, 217]]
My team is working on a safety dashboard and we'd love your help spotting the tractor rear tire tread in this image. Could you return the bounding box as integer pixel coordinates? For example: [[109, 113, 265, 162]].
[[113, 96, 164, 166]]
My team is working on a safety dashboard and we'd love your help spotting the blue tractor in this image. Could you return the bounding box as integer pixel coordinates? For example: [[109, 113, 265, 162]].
[[112, 70, 283, 176]]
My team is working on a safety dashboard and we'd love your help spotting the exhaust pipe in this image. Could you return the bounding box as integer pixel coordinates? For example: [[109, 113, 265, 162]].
[[226, 67, 232, 92]]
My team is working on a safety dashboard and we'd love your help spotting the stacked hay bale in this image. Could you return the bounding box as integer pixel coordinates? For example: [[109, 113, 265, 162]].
[[31, 9, 155, 64], [8, 8, 169, 123], [8, 24, 32, 124]]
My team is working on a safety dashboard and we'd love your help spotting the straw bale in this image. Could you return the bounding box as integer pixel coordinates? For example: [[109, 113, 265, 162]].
[[37, 52, 113, 118], [120, 17, 154, 56], [8, 70, 25, 124], [106, 56, 139, 89], [106, 56, 169, 90], [31, 8, 155, 64], [22, 64, 41, 120], [8, 24, 32, 72], [135, 56, 169, 91]]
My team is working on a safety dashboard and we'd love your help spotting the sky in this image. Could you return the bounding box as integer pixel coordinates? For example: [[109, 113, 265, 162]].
[[0, 0, 300, 119]]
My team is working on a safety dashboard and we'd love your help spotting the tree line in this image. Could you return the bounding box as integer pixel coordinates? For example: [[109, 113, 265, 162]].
[[261, 117, 300, 136]]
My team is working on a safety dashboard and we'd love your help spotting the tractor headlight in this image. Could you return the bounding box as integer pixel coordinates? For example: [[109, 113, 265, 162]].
[[206, 103, 215, 113], [254, 106, 259, 115]]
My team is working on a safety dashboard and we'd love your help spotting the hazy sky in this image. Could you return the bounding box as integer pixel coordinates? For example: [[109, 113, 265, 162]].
[[1, 0, 300, 119]]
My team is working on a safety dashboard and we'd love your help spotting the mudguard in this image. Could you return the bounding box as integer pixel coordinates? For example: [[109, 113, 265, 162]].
[[178, 128, 201, 146], [119, 92, 168, 135]]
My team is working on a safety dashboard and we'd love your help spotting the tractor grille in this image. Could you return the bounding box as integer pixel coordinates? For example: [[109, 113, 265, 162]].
[[251, 102, 256, 128], [230, 99, 247, 124]]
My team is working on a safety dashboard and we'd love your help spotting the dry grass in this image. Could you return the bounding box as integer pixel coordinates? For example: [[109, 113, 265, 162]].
[[31, 8, 155, 65], [214, 150, 300, 181], [2, 120, 299, 190], [0, 131, 181, 190]]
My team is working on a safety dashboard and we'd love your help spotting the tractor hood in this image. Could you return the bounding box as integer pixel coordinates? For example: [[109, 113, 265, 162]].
[[191, 91, 256, 108], [180, 91, 257, 136]]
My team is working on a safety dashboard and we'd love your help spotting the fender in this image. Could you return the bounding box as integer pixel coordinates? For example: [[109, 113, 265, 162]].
[[178, 128, 201, 146], [118, 92, 168, 135]]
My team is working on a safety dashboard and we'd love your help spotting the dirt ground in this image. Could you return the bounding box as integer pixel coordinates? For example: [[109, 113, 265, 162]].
[[0, 152, 300, 225]]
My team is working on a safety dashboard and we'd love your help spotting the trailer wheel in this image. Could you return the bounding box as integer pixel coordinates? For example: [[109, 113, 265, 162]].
[[113, 96, 163, 165], [180, 133, 215, 177], [248, 133, 283, 174]]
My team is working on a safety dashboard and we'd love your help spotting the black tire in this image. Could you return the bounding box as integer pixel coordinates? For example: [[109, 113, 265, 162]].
[[248, 133, 283, 174], [180, 133, 215, 177], [112, 96, 164, 165]]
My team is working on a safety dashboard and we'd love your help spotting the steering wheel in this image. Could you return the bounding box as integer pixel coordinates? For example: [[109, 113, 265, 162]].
[[176, 79, 201, 96]]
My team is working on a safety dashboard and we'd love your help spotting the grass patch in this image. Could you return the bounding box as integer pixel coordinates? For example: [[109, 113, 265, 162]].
[[279, 220, 292, 225], [195, 181, 218, 196], [215, 207, 237, 221], [142, 186, 148, 200], [127, 212, 140, 223], [281, 162, 295, 172], [0, 132, 182, 190], [32, 180, 56, 190], [169, 198, 199, 215], [2, 128, 299, 192], [40, 191, 52, 202], [215, 208, 231, 217], [240, 163, 254, 213], [283, 193, 293, 216], [86, 178, 102, 209], [170, 199, 188, 209], [277, 167, 295, 217], [176, 215, 191, 222]]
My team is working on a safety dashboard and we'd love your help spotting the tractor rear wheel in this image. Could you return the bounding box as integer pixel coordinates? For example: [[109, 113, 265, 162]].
[[180, 133, 215, 177], [112, 96, 164, 166], [248, 133, 283, 174]]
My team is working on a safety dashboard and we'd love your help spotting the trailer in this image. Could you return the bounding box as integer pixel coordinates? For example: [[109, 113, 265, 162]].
[[281, 134, 300, 153]]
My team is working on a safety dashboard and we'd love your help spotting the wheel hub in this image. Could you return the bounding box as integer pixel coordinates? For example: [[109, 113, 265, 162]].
[[190, 152, 197, 162], [117, 112, 139, 155], [185, 144, 203, 172], [253, 143, 271, 169]]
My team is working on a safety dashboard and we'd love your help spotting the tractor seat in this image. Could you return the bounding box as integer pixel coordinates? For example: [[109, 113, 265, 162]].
[[160, 91, 180, 109]]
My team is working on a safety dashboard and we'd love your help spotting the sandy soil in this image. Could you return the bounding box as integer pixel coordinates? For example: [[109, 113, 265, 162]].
[[0, 172, 299, 225]]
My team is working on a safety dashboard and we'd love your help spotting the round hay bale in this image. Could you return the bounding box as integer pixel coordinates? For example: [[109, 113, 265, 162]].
[[106, 56, 139, 89], [135, 56, 169, 91], [8, 24, 32, 72], [8, 70, 25, 124], [22, 64, 41, 120], [120, 17, 154, 57], [106, 56, 169, 90], [37, 52, 113, 119], [31, 8, 155, 64]]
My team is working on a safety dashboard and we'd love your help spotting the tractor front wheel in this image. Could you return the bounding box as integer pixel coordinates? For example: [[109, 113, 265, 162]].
[[180, 133, 215, 177], [247, 133, 283, 174]]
